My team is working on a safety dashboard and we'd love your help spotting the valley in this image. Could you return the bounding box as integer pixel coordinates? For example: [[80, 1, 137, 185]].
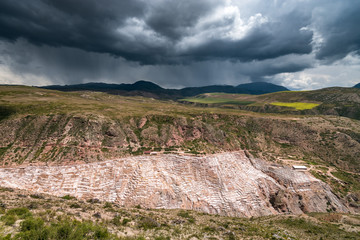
[[0, 85, 359, 239]]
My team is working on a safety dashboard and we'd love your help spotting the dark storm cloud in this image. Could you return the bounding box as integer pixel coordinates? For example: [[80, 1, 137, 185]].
[[0, 0, 149, 62], [0, 0, 359, 88], [146, 0, 223, 41], [313, 1, 360, 62], [183, 12, 313, 62], [0, 0, 315, 64], [0, 39, 312, 87]]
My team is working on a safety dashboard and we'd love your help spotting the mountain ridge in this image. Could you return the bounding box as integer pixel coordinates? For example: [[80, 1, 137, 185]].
[[41, 80, 290, 98]]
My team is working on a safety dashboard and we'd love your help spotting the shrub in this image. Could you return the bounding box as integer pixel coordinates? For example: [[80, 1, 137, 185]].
[[137, 217, 160, 230], [14, 218, 112, 240], [154, 236, 170, 240], [16, 217, 49, 240], [6, 207, 32, 219], [27, 202, 38, 210], [122, 218, 131, 226], [111, 215, 121, 226], [30, 194, 44, 199], [177, 210, 195, 223], [1, 214, 16, 226], [70, 203, 81, 209], [62, 195, 75, 200], [103, 202, 112, 209], [20, 217, 44, 232]]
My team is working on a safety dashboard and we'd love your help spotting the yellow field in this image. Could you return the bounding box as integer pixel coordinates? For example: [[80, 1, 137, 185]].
[[270, 102, 320, 110]]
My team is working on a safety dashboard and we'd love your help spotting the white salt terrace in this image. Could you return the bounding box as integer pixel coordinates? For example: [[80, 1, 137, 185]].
[[0, 151, 347, 217]]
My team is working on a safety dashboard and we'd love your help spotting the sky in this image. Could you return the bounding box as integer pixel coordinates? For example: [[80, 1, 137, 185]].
[[0, 0, 359, 90]]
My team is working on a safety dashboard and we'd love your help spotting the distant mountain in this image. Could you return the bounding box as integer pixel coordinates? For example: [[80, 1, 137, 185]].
[[43, 80, 164, 92], [179, 85, 239, 96], [131, 80, 163, 90], [354, 83, 360, 88], [41, 80, 289, 99], [237, 82, 289, 94]]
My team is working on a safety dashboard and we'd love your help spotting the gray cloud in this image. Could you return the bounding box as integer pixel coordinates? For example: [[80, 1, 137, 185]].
[[0, 0, 359, 88], [0, 39, 313, 87], [312, 1, 360, 62], [0, 0, 315, 64]]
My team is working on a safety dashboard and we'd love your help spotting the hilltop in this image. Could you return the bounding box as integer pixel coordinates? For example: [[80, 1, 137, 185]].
[[181, 87, 360, 120]]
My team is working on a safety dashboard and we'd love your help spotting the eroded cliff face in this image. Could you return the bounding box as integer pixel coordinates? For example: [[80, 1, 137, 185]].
[[1, 114, 360, 172], [0, 151, 348, 217]]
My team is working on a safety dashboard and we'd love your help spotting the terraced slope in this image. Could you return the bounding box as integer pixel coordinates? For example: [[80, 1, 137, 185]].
[[0, 152, 348, 217]]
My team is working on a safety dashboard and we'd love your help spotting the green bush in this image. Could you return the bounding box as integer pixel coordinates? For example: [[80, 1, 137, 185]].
[[16, 217, 49, 240], [62, 195, 75, 200], [1, 214, 17, 226], [177, 210, 195, 223], [69, 203, 81, 209], [14, 218, 112, 240], [137, 217, 159, 230], [20, 217, 45, 232], [1, 207, 32, 226], [111, 215, 121, 226], [122, 218, 131, 226], [6, 207, 31, 219], [103, 202, 112, 209]]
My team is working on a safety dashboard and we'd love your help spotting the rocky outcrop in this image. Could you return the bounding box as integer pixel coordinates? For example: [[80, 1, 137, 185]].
[[0, 151, 348, 217]]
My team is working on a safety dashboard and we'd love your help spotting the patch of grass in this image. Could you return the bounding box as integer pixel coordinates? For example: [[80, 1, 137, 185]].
[[30, 194, 44, 199], [61, 195, 75, 200], [177, 210, 196, 223], [0, 146, 10, 158], [69, 203, 81, 209], [15, 217, 113, 240], [332, 170, 360, 192], [270, 102, 320, 110], [1, 214, 17, 226], [1, 207, 32, 226], [6, 207, 32, 219], [137, 216, 160, 230], [101, 147, 109, 153], [310, 170, 328, 182], [181, 97, 254, 106], [277, 216, 360, 239]]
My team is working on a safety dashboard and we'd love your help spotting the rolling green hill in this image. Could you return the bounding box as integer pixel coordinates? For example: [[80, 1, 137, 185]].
[[180, 87, 360, 120], [0, 85, 359, 172], [0, 85, 360, 215]]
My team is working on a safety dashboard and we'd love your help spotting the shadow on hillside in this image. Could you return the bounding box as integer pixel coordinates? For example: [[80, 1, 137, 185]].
[[0, 105, 16, 121]]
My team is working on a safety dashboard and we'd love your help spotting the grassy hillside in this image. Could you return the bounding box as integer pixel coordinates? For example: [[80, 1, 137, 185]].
[[0, 85, 360, 238], [181, 88, 360, 120], [0, 85, 360, 204], [0, 187, 359, 240], [0, 86, 359, 170]]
